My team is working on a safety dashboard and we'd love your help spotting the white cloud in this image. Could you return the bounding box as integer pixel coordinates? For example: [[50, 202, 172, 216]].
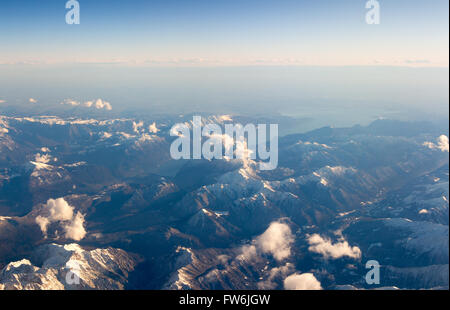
[[283, 273, 322, 290], [63, 211, 86, 241], [424, 135, 449, 152], [29, 98, 37, 103], [238, 221, 294, 262], [133, 121, 144, 134], [437, 135, 449, 152], [256, 222, 294, 261], [238, 244, 258, 261], [61, 98, 112, 110], [35, 198, 86, 241], [45, 198, 74, 222], [85, 98, 112, 110], [307, 234, 361, 260], [35, 216, 51, 235], [60, 99, 80, 106], [148, 122, 159, 134]]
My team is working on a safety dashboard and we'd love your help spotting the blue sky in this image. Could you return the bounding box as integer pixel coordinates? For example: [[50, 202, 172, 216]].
[[0, 0, 448, 66], [0, 1, 448, 124]]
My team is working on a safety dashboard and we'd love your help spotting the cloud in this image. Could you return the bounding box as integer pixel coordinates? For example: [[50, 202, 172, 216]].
[[424, 135, 449, 152], [63, 211, 86, 241], [35, 198, 73, 234], [148, 122, 159, 134], [207, 133, 235, 154], [84, 99, 112, 110], [256, 222, 294, 261], [35, 216, 51, 235], [133, 121, 144, 134], [283, 273, 322, 290], [35, 198, 86, 241], [46, 198, 74, 222], [60, 99, 80, 106], [257, 263, 294, 289], [238, 221, 294, 262], [238, 244, 258, 261], [29, 98, 37, 103], [0, 100, 6, 104], [307, 234, 361, 260], [61, 98, 112, 110]]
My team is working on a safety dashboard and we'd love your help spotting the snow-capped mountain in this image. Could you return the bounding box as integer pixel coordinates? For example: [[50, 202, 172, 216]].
[[0, 113, 448, 290], [0, 243, 139, 290]]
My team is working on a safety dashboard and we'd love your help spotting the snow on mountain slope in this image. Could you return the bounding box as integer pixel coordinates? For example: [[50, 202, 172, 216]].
[[383, 218, 448, 263], [0, 243, 139, 290]]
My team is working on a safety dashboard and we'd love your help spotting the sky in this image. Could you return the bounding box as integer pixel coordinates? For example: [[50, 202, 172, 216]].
[[0, 0, 448, 127], [0, 0, 448, 67]]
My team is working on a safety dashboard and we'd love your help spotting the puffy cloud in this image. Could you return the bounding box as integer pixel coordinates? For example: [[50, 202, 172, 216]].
[[35, 198, 86, 241], [45, 198, 74, 222], [437, 135, 449, 152], [238, 221, 294, 262], [256, 222, 294, 261], [61, 98, 112, 111], [283, 273, 322, 290], [35, 198, 73, 234], [307, 234, 361, 260], [133, 121, 144, 134], [148, 122, 159, 134], [35, 216, 51, 235], [84, 99, 112, 110], [63, 211, 86, 241], [424, 135, 449, 152]]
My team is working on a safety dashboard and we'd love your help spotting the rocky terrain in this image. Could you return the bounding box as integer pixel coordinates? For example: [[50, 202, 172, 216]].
[[0, 113, 448, 290]]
